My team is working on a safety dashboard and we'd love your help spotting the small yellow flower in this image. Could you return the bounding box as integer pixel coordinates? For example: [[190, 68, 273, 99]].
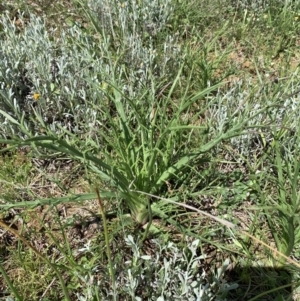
[[33, 93, 40, 101], [295, 16, 299, 21]]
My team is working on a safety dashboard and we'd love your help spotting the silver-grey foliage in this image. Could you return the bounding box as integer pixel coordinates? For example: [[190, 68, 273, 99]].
[[75, 236, 238, 301], [0, 0, 180, 140]]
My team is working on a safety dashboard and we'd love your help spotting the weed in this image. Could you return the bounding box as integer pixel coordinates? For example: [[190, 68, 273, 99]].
[[1, 0, 300, 300]]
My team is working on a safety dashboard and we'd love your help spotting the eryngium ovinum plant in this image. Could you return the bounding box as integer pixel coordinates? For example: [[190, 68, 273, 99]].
[[211, 77, 300, 160], [75, 236, 238, 300], [0, 2, 273, 228], [0, 0, 179, 139], [227, 0, 273, 12]]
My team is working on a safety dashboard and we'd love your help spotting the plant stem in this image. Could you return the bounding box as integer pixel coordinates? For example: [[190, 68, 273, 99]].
[[141, 197, 153, 242], [95, 188, 117, 300], [0, 261, 23, 301]]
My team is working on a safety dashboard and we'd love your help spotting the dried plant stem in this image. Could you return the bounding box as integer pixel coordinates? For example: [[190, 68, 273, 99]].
[[95, 188, 117, 299], [135, 191, 300, 269]]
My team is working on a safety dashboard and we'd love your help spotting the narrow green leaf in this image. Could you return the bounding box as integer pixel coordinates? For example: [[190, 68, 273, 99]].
[[0, 109, 20, 125]]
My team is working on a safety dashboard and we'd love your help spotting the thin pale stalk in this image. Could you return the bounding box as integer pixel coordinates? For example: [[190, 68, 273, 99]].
[[137, 191, 300, 269], [95, 188, 117, 300]]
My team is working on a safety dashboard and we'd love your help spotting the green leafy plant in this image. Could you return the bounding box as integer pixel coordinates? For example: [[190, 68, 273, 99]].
[[3, 0, 300, 300]]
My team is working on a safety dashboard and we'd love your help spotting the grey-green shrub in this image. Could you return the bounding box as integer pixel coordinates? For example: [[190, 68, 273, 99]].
[[0, 0, 180, 140]]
